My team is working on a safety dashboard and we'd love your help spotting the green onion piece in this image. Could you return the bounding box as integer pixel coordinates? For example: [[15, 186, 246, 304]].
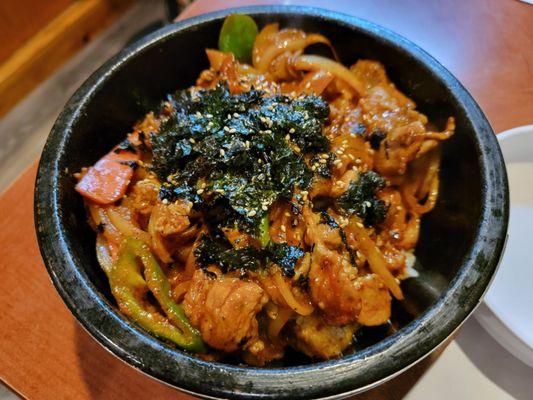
[[258, 213, 270, 248]]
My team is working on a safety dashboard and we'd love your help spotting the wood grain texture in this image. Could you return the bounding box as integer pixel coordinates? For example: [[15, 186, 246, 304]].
[[0, 0, 133, 118], [0, 0, 531, 399], [0, 0, 73, 64]]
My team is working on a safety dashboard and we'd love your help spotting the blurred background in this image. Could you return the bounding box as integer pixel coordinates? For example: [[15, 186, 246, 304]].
[[0, 0, 185, 192]]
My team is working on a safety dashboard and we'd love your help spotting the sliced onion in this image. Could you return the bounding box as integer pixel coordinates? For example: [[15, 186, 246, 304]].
[[252, 23, 280, 68], [147, 205, 173, 264], [346, 215, 403, 300], [96, 234, 113, 274], [253, 26, 331, 73], [106, 207, 151, 244], [268, 306, 294, 338], [272, 269, 314, 316], [425, 117, 455, 140], [298, 70, 334, 95], [292, 55, 367, 96]]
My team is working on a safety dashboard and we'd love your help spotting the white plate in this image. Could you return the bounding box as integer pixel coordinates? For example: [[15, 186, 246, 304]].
[[475, 125, 533, 368]]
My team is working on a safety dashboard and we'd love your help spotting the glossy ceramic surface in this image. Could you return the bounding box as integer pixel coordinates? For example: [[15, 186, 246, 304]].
[[476, 125, 533, 368]]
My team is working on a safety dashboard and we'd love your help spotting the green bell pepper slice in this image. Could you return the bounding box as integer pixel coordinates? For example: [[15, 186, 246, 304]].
[[258, 213, 271, 248], [108, 237, 205, 352], [218, 14, 259, 63]]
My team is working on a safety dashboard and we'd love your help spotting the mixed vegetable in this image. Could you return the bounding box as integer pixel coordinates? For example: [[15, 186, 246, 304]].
[[74, 13, 454, 361], [109, 237, 205, 351]]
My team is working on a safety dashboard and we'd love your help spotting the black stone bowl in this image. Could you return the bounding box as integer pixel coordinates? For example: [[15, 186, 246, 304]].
[[34, 6, 508, 399]]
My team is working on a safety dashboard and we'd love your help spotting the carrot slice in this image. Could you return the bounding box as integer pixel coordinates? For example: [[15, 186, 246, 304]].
[[75, 146, 140, 205]]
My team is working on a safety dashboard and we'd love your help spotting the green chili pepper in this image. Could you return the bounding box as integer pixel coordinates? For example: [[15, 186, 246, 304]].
[[108, 237, 205, 352], [258, 213, 270, 248], [218, 14, 258, 63]]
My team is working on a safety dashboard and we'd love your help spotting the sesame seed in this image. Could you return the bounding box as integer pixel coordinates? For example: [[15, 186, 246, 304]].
[[311, 165, 317, 171], [319, 159, 327, 164], [245, 140, 250, 148], [336, 149, 344, 155], [189, 138, 196, 144], [162, 198, 169, 204], [294, 146, 301, 153], [356, 222, 364, 228], [301, 190, 308, 195], [223, 126, 230, 132], [229, 128, 237, 133], [258, 159, 262, 164], [196, 189, 204, 195], [285, 134, 291, 141], [321, 154, 329, 159], [355, 158, 362, 164], [348, 154, 355, 160], [280, 225, 286, 232], [289, 128, 295, 134], [336, 181, 345, 187], [233, 112, 240, 117], [264, 129, 272, 134], [261, 205, 268, 211], [247, 210, 257, 217], [219, 149, 225, 156], [396, 206, 402, 211], [201, 182, 207, 188], [206, 113, 213, 118], [227, 114, 232, 119]]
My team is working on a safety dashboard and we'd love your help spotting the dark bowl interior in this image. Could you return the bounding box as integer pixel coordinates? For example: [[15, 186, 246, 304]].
[[35, 6, 508, 399]]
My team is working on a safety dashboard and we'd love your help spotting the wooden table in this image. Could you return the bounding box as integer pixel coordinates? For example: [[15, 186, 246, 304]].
[[1, 0, 531, 399]]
